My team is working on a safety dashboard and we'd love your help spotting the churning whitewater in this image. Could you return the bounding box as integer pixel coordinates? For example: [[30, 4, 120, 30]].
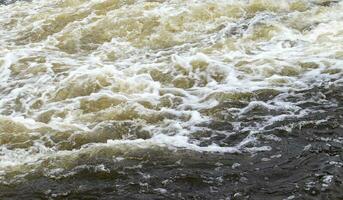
[[0, 0, 342, 199]]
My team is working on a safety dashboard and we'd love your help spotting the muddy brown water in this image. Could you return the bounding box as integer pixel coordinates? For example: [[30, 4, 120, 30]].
[[0, 0, 342, 199]]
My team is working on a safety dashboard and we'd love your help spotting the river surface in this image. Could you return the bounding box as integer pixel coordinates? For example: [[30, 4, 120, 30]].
[[0, 0, 342, 199]]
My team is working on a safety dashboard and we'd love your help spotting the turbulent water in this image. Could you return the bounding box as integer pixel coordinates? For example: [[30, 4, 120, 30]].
[[0, 0, 342, 199]]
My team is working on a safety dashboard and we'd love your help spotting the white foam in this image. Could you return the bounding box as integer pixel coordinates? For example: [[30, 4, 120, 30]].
[[0, 0, 342, 174]]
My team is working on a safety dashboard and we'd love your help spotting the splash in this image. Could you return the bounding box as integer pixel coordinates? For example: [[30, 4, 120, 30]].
[[0, 0, 342, 197]]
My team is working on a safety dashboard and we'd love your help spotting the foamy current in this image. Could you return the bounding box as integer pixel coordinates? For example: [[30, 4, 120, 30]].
[[0, 0, 342, 199]]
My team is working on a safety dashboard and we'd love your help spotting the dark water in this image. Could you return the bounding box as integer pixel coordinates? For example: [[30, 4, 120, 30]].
[[1, 135, 342, 200], [0, 84, 342, 200], [0, 0, 22, 5]]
